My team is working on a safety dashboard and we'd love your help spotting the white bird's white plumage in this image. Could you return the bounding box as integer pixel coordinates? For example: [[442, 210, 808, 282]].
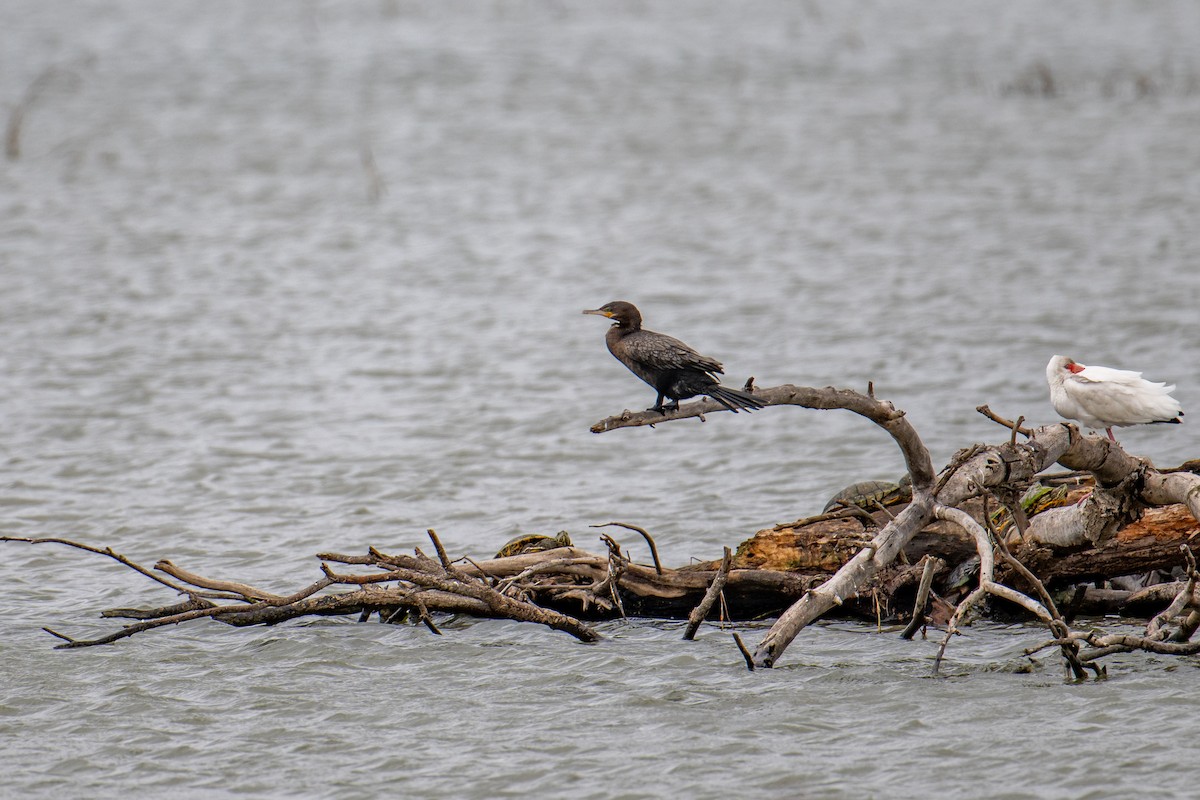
[[1046, 354, 1184, 440]]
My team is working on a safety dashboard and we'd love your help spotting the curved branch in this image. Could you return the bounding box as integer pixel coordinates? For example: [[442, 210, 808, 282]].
[[1, 536, 198, 596], [752, 497, 935, 667], [734, 386, 939, 666], [932, 505, 1054, 624], [591, 384, 936, 490], [748, 405, 1200, 667], [590, 521, 663, 574], [927, 504, 1093, 678]]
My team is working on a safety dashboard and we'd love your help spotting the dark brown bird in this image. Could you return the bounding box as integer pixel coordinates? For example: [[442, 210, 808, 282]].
[[582, 300, 765, 414]]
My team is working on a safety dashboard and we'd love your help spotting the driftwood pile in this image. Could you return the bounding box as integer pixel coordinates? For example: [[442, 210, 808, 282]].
[[591, 383, 1200, 674], [7, 382, 1200, 680]]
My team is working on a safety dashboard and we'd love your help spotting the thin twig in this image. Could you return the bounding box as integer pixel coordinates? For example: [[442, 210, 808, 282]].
[[48, 605, 243, 649], [6, 64, 67, 161], [1010, 415, 1025, 446], [591, 521, 663, 574], [1148, 546, 1198, 641], [595, 536, 627, 617], [411, 595, 442, 635], [42, 627, 75, 643], [427, 529, 466, 578], [976, 404, 1034, 436], [460, 555, 495, 586], [1, 536, 195, 595], [732, 631, 755, 671]]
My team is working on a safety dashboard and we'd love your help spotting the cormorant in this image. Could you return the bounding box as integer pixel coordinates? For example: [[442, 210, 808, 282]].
[[582, 300, 766, 414]]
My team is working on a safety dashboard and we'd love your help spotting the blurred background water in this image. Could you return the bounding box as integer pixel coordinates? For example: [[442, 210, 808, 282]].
[[3, 2, 1200, 798]]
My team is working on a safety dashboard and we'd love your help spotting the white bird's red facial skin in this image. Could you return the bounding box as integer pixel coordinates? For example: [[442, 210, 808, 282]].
[[1066, 361, 1085, 374]]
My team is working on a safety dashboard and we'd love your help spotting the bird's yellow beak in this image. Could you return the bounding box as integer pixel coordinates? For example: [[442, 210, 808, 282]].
[[582, 308, 613, 318]]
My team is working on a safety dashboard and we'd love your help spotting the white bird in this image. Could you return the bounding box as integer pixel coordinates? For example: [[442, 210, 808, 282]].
[[1046, 354, 1184, 441]]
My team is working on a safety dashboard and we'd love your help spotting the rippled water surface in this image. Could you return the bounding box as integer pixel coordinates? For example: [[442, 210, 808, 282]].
[[4, 2, 1200, 798]]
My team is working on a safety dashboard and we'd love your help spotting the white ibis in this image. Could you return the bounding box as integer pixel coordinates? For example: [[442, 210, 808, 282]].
[[1046, 354, 1184, 441]]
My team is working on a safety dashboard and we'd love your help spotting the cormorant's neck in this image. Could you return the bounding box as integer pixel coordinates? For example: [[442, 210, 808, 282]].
[[606, 320, 637, 343]]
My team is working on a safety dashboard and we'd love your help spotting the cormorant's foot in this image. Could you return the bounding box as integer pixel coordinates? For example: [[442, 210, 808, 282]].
[[648, 402, 679, 415]]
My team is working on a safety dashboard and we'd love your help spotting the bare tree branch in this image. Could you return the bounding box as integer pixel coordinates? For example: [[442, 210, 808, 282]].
[[590, 521, 663, 574], [592, 386, 1200, 670], [591, 383, 937, 489]]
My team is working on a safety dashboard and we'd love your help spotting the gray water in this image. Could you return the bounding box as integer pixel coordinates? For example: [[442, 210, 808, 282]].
[[3, 2, 1200, 797]]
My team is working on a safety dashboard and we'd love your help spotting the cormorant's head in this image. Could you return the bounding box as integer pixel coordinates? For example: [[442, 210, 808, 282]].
[[583, 301, 641, 329]]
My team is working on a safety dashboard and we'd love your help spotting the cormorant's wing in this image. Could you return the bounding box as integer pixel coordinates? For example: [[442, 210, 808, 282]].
[[623, 330, 724, 374]]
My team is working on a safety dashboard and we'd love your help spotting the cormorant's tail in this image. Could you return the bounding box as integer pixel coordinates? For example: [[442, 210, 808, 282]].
[[706, 385, 768, 413]]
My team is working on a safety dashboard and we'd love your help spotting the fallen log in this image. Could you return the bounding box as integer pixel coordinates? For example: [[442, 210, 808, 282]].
[[591, 384, 1200, 673], [724, 491, 1200, 617]]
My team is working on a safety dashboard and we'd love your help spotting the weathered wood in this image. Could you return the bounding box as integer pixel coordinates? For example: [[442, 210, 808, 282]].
[[7, 384, 1200, 680], [592, 388, 1200, 670], [603, 385, 938, 668], [102, 597, 215, 620], [900, 556, 942, 640], [4, 536, 602, 647], [683, 547, 732, 640], [155, 559, 285, 602], [591, 383, 937, 489], [463, 548, 814, 617], [732, 504, 979, 573], [1016, 504, 1200, 586]]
